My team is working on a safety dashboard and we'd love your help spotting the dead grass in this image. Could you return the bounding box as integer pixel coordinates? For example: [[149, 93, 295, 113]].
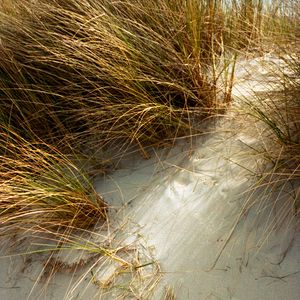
[[0, 127, 107, 234], [247, 53, 299, 215], [237, 36, 300, 236], [0, 0, 242, 153], [0, 0, 299, 298], [1, 0, 293, 150]]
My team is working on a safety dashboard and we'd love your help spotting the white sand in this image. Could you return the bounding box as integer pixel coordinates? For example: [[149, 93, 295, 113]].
[[1, 55, 299, 299]]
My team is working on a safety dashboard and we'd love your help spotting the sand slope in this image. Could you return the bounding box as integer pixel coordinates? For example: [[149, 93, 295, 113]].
[[1, 55, 299, 300]]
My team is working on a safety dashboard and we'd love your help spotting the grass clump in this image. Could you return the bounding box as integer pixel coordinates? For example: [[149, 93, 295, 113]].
[[0, 0, 252, 260], [1, 0, 291, 150], [0, 0, 240, 151], [0, 127, 107, 234], [244, 49, 300, 217], [0, 0, 299, 297]]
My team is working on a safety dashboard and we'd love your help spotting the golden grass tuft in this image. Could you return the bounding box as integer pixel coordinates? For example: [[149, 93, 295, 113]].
[[0, 0, 299, 297], [244, 49, 300, 218], [0, 0, 239, 151], [1, 0, 293, 150], [0, 127, 107, 234]]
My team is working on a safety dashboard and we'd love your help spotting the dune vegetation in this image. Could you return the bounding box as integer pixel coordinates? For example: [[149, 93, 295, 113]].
[[0, 0, 261, 236], [0, 0, 299, 298], [243, 49, 300, 225]]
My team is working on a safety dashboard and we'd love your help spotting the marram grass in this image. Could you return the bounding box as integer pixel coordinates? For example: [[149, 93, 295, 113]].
[[0, 0, 299, 298], [0, 0, 239, 152], [0, 128, 107, 234], [1, 0, 293, 150], [243, 48, 300, 218]]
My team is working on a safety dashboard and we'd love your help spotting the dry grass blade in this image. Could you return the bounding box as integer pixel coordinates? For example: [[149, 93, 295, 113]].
[[0, 128, 107, 234], [242, 39, 300, 222], [0, 0, 239, 152], [0, 0, 299, 298]]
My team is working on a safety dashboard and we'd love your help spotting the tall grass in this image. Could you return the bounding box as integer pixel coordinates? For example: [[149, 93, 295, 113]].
[[1, 0, 293, 150], [0, 0, 233, 241], [0, 0, 299, 297], [0, 0, 254, 253], [241, 44, 300, 224], [0, 0, 243, 151], [0, 127, 107, 234]]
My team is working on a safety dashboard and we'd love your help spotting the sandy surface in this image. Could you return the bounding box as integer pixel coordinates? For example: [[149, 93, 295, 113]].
[[0, 55, 299, 300]]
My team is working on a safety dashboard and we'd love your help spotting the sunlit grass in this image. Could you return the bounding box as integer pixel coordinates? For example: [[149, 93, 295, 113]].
[[0, 0, 299, 298], [0, 0, 241, 151], [0, 127, 107, 234]]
